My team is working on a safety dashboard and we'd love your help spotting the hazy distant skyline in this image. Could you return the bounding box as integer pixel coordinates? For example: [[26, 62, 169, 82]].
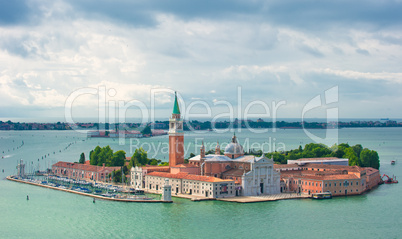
[[1, 0, 402, 121]]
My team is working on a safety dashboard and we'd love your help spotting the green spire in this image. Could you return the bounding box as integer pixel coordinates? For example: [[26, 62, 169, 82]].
[[173, 92, 180, 114]]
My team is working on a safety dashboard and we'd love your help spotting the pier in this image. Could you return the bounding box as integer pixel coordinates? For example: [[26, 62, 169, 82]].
[[217, 193, 310, 203]]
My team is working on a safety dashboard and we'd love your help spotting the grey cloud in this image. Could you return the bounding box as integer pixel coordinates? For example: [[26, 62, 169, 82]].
[[5, 0, 402, 31], [1, 35, 49, 59], [356, 48, 370, 56], [0, 1, 31, 25], [298, 44, 324, 58]]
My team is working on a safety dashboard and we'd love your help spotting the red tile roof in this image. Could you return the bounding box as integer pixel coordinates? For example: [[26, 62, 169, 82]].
[[53, 161, 121, 172], [170, 164, 199, 168], [274, 164, 300, 169], [282, 173, 360, 181], [303, 163, 365, 172], [365, 167, 379, 176], [293, 157, 344, 161]]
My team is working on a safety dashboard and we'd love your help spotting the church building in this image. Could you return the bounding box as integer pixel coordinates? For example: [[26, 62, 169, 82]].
[[131, 92, 280, 198]]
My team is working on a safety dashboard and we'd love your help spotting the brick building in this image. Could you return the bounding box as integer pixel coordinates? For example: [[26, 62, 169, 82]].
[[276, 163, 381, 196], [52, 161, 121, 182]]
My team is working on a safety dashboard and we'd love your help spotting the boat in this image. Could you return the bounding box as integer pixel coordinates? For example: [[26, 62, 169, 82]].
[[382, 174, 398, 184], [391, 160, 396, 165], [101, 193, 116, 198], [127, 188, 145, 195], [312, 192, 332, 199]]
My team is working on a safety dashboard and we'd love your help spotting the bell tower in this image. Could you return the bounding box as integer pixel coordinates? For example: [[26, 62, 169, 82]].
[[169, 92, 184, 168], [215, 141, 220, 155]]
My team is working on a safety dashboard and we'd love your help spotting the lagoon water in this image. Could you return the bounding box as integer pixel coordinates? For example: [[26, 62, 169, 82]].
[[0, 128, 401, 238]]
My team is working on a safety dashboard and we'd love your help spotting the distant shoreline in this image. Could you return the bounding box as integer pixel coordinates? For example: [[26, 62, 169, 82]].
[[0, 119, 401, 131]]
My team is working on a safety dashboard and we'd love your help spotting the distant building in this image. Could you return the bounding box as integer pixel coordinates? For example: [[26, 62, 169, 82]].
[[287, 157, 349, 166]]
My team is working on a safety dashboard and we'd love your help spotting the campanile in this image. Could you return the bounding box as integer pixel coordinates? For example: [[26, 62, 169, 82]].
[[168, 92, 184, 168]]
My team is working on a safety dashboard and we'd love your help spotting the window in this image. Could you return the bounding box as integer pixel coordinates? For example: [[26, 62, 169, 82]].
[[356, 181, 359, 185], [334, 182, 337, 186], [329, 183, 331, 187]]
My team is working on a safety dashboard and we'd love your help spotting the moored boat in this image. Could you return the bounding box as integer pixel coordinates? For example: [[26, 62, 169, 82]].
[[312, 192, 332, 199]]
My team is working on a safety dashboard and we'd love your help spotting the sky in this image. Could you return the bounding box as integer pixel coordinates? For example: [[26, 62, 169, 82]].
[[1, 0, 402, 123]]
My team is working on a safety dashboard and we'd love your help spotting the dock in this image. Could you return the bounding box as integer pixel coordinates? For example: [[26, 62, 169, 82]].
[[6, 176, 172, 203], [217, 193, 310, 203]]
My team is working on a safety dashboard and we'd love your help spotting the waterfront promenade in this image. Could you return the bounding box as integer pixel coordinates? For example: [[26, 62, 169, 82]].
[[9, 175, 310, 203], [217, 193, 310, 203], [145, 188, 310, 203]]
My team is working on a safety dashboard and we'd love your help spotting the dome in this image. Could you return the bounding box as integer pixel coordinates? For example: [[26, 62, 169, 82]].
[[224, 143, 244, 154], [224, 134, 243, 154]]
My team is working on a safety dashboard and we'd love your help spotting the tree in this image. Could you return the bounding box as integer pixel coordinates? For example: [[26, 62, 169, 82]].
[[89, 145, 126, 167], [360, 148, 380, 169], [79, 152, 85, 164], [111, 150, 126, 167], [141, 125, 152, 136], [344, 148, 359, 166], [149, 159, 159, 165], [352, 144, 363, 157], [331, 149, 345, 158], [129, 148, 148, 167], [111, 166, 129, 183], [90, 146, 101, 165]]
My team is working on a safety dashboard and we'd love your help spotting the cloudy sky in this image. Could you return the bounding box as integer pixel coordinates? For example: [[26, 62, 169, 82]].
[[1, 0, 402, 122]]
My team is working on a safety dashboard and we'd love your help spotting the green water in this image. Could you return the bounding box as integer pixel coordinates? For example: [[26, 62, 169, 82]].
[[0, 128, 401, 238]]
